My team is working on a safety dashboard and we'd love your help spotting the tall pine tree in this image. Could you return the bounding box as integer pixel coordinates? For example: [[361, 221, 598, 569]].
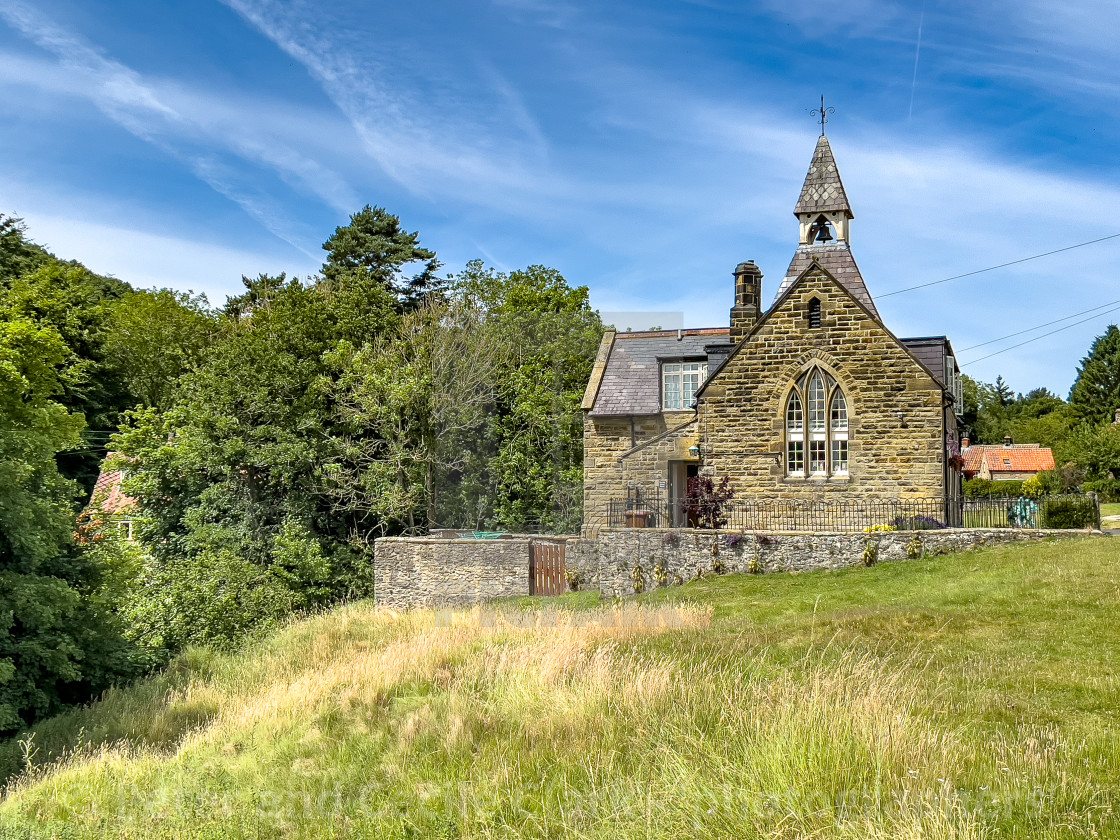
[[1069, 325, 1120, 424]]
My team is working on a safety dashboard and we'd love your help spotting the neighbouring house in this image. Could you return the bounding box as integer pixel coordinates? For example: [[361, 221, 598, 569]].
[[581, 130, 964, 527], [961, 436, 1056, 482], [85, 456, 138, 539]]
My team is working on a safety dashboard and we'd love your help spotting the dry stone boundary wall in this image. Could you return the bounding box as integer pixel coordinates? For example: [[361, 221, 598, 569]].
[[373, 537, 531, 609], [374, 528, 1099, 608]]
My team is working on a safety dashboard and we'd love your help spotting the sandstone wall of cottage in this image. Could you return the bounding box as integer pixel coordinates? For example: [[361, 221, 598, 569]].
[[373, 537, 530, 609], [698, 268, 947, 501], [582, 411, 695, 526]]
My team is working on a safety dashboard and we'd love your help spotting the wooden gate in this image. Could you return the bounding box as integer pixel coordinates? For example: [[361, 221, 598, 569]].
[[529, 540, 567, 596]]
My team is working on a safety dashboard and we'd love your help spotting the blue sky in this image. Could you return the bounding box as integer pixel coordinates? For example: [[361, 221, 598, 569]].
[[2, 1, 1117, 396]]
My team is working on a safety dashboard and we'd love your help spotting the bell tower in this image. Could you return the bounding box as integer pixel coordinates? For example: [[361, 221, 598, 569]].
[[730, 260, 762, 341], [794, 134, 853, 246], [771, 99, 881, 319]]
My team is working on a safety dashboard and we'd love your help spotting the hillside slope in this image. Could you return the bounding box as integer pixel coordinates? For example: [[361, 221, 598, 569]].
[[1, 537, 1118, 839]]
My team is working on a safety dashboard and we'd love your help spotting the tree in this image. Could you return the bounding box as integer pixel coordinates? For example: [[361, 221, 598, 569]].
[[1060, 422, 1120, 482], [1, 260, 133, 495], [327, 297, 506, 535], [102, 289, 218, 410], [452, 261, 604, 532], [0, 215, 51, 286], [321, 205, 443, 309], [994, 375, 1014, 407], [1069, 325, 1120, 425], [961, 375, 1008, 443], [0, 317, 140, 733], [115, 270, 402, 650]]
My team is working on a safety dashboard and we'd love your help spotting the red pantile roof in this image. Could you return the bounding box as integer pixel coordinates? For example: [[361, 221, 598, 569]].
[[89, 468, 137, 516], [961, 444, 1055, 477]]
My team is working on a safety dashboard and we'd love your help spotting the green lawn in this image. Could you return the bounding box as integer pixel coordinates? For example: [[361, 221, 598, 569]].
[[1101, 502, 1120, 518], [1, 537, 1117, 839]]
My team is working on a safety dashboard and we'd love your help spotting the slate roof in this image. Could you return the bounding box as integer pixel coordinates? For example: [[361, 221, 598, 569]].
[[900, 337, 949, 387], [589, 329, 731, 416], [774, 243, 880, 318], [794, 135, 853, 217], [961, 445, 1055, 476]]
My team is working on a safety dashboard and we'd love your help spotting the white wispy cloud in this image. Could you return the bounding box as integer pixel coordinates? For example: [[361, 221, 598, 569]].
[[220, 0, 567, 209], [0, 1, 357, 252]]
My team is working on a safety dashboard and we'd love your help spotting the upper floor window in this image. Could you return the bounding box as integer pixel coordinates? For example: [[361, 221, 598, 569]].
[[785, 368, 849, 478], [662, 361, 707, 410]]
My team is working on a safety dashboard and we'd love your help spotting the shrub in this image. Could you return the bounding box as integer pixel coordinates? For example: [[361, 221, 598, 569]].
[[964, 478, 1024, 498], [685, 475, 734, 529], [863, 524, 896, 533], [1084, 478, 1120, 502], [1040, 496, 1099, 529], [661, 531, 681, 547], [890, 515, 946, 531], [723, 533, 745, 549], [861, 540, 878, 566], [631, 565, 645, 593], [564, 569, 581, 592]]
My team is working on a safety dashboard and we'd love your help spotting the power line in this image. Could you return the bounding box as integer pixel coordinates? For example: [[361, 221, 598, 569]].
[[959, 302, 1120, 367], [957, 297, 1120, 352], [878, 232, 1120, 299]]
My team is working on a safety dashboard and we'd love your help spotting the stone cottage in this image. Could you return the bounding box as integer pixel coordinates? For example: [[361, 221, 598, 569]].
[[961, 437, 1055, 482], [581, 131, 964, 527]]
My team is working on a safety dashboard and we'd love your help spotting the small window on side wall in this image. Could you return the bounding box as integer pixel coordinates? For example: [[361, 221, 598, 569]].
[[808, 298, 822, 328]]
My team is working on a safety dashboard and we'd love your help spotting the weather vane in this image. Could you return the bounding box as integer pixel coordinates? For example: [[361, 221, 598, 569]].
[[811, 95, 835, 136]]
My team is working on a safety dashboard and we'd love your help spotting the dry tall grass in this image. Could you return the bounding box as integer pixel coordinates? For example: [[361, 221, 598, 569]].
[[0, 591, 1113, 839]]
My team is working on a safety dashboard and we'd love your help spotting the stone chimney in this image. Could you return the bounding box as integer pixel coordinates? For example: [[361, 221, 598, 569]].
[[731, 261, 763, 342], [1003, 435, 1013, 448], [1114, 408, 1120, 425], [961, 437, 970, 449]]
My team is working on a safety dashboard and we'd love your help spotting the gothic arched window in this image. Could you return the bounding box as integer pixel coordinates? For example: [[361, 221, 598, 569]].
[[785, 368, 850, 477]]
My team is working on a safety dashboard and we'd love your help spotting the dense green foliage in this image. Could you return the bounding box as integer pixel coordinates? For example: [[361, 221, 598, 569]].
[[0, 217, 214, 734], [962, 478, 1024, 498], [1069, 324, 1120, 424], [2, 538, 1118, 838], [1038, 495, 1099, 529], [0, 308, 144, 736], [115, 220, 601, 650], [960, 376, 1072, 449]]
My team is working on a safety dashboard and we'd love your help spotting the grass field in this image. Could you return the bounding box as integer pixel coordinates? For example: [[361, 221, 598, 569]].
[[0, 537, 1117, 839], [1102, 502, 1120, 518]]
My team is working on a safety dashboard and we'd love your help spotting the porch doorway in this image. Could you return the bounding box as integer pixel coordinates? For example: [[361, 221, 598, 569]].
[[668, 460, 700, 527]]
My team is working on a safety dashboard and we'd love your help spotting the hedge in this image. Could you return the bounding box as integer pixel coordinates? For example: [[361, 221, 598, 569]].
[[1040, 496, 1099, 529], [1084, 479, 1120, 503], [963, 478, 1025, 498]]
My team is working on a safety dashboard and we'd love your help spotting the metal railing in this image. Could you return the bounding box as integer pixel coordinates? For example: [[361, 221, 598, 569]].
[[604, 491, 1099, 533]]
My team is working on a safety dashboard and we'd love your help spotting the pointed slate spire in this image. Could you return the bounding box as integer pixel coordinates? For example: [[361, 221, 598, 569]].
[[771, 132, 879, 319], [793, 135, 853, 219]]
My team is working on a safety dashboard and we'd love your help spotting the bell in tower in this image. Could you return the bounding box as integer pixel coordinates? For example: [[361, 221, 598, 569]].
[[809, 215, 834, 243]]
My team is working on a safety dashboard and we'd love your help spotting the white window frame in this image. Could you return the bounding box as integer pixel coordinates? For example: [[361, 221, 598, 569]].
[[662, 360, 707, 411], [786, 390, 804, 473], [830, 390, 849, 475], [785, 368, 850, 478]]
